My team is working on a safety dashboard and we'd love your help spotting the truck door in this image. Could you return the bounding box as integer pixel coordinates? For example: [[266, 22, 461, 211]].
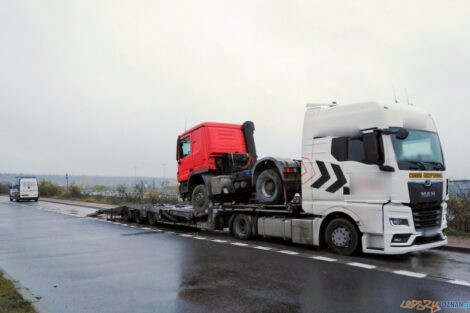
[[177, 136, 192, 182]]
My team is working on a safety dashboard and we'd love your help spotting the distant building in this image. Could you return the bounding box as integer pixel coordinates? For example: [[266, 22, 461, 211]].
[[449, 180, 470, 197]]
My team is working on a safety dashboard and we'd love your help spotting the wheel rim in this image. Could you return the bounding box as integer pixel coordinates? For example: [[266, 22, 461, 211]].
[[261, 179, 275, 197], [331, 226, 352, 248], [194, 191, 205, 207], [238, 219, 247, 234]]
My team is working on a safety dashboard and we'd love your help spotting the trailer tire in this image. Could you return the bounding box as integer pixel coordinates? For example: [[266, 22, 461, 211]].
[[325, 218, 359, 256], [148, 212, 157, 226], [232, 214, 253, 240], [256, 169, 283, 204], [192, 184, 209, 215], [134, 210, 146, 224], [121, 207, 133, 222]]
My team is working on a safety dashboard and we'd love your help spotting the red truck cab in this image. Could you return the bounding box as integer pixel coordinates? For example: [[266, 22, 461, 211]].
[[176, 120, 300, 215], [177, 121, 257, 213], [177, 122, 248, 182]]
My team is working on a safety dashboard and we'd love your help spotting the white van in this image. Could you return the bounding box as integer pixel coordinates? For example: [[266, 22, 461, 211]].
[[9, 177, 39, 202]]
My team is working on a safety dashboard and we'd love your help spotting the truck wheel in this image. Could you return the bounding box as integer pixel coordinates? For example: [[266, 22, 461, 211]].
[[192, 184, 209, 215], [147, 212, 157, 226], [121, 207, 133, 222], [34, 198, 38, 202], [256, 169, 283, 204], [232, 214, 253, 240], [325, 218, 360, 256], [134, 210, 146, 224]]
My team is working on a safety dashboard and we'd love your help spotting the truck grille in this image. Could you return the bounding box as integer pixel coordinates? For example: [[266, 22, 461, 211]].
[[411, 205, 442, 230]]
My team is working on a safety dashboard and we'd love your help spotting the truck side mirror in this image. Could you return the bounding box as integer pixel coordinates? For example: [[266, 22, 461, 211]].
[[176, 136, 180, 161], [363, 133, 380, 164], [382, 127, 408, 140], [395, 128, 409, 140]]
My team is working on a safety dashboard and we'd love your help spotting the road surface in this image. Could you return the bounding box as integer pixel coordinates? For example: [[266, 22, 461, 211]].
[[0, 197, 469, 313]]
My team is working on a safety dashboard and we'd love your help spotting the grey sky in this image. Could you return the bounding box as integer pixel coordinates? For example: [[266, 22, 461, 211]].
[[0, 0, 469, 179]]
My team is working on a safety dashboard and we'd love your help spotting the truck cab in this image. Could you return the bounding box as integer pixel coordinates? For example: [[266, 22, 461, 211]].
[[177, 121, 301, 213], [301, 102, 448, 254], [176, 122, 256, 213]]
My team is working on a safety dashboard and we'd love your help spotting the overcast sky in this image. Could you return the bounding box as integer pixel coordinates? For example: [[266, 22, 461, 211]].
[[0, 0, 469, 179]]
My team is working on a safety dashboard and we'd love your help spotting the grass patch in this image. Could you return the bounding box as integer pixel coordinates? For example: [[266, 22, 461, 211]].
[[446, 228, 470, 238], [0, 272, 36, 313]]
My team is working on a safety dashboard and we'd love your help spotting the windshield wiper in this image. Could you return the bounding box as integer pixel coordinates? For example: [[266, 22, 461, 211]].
[[423, 161, 445, 170], [403, 161, 426, 170]]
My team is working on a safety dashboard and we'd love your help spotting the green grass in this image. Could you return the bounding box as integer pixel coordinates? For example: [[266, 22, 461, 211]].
[[446, 228, 470, 238], [0, 272, 36, 313]]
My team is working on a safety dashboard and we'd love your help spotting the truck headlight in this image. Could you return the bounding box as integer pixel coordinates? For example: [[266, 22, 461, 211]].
[[390, 218, 409, 226]]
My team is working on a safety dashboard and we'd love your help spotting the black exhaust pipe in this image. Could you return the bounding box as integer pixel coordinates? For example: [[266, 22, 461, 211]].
[[242, 121, 257, 162]]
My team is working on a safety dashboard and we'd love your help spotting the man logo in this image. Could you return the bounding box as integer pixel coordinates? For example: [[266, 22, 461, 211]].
[[420, 191, 436, 198], [424, 180, 433, 188]]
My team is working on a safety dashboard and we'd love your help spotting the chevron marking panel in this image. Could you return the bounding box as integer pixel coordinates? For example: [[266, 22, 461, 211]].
[[310, 161, 347, 193]]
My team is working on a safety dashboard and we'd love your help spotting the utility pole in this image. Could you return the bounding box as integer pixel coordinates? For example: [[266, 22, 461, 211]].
[[65, 173, 69, 193]]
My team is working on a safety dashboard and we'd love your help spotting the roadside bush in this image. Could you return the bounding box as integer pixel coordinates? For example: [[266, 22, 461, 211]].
[[38, 180, 64, 197], [0, 182, 10, 194], [447, 196, 470, 232], [67, 184, 83, 198], [146, 187, 161, 204]]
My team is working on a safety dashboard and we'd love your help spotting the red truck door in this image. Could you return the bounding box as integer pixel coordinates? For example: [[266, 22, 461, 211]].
[[177, 135, 192, 182]]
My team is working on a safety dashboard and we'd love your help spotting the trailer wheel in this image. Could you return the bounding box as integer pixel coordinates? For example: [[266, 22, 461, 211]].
[[256, 169, 283, 204], [325, 218, 359, 256], [134, 210, 146, 224], [232, 214, 253, 240], [121, 207, 133, 222], [192, 184, 209, 215], [148, 212, 157, 226]]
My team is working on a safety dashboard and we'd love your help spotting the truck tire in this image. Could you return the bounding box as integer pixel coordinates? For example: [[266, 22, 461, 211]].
[[134, 210, 146, 224], [325, 218, 360, 256], [148, 212, 157, 226], [34, 198, 38, 202], [256, 169, 283, 204], [121, 207, 133, 222], [232, 214, 253, 240], [192, 184, 209, 215]]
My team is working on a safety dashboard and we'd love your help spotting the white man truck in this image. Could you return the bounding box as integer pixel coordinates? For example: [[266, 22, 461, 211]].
[[112, 102, 448, 255]]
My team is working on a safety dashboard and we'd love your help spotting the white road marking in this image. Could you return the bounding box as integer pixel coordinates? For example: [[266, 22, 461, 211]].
[[129, 225, 137, 228], [142, 227, 151, 230], [278, 250, 299, 255], [121, 224, 128, 226], [165, 231, 175, 234], [194, 236, 207, 240], [179, 234, 193, 237], [347, 262, 376, 269], [212, 239, 228, 243], [253, 245, 272, 250], [449, 280, 470, 287], [231, 242, 249, 247], [393, 270, 427, 278], [311, 256, 337, 262]]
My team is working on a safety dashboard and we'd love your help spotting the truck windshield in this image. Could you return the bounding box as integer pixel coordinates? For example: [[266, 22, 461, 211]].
[[391, 129, 445, 170]]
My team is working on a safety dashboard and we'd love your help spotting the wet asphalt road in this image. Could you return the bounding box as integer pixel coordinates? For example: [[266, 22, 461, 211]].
[[0, 198, 469, 313]]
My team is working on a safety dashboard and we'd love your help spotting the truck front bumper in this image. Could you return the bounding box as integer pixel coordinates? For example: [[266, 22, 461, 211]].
[[361, 202, 448, 255], [362, 234, 447, 255]]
